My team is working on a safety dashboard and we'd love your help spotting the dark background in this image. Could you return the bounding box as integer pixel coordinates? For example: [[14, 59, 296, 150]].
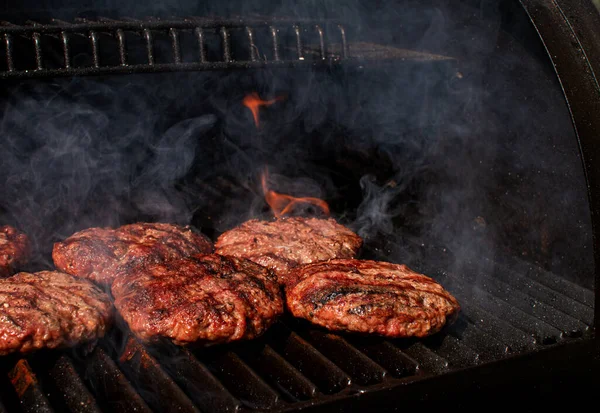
[[0, 0, 593, 289]]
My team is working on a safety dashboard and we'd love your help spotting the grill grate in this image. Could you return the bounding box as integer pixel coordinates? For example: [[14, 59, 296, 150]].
[[0, 17, 452, 80], [0, 244, 593, 413]]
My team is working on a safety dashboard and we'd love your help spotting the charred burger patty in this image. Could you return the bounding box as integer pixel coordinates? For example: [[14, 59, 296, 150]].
[[111, 254, 283, 346], [286, 259, 460, 338], [215, 217, 362, 285], [0, 225, 30, 278], [53, 222, 213, 285], [0, 271, 113, 355]]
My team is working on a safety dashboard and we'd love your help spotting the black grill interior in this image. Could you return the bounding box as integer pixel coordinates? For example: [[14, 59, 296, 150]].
[[0, 1, 596, 411]]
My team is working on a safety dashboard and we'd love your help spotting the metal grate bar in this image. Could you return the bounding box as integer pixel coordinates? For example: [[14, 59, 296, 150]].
[[402, 237, 591, 343], [293, 24, 304, 60], [503, 256, 595, 307], [197, 350, 280, 410], [47, 356, 102, 413], [194, 27, 206, 63], [246, 26, 258, 62], [268, 325, 351, 394], [154, 347, 242, 412], [447, 315, 512, 363], [462, 270, 590, 335], [0, 18, 341, 33], [408, 260, 546, 349], [61, 31, 70, 68], [89, 31, 99, 68], [220, 27, 231, 63], [116, 29, 127, 65], [143, 29, 154, 65], [448, 274, 564, 343], [0, 60, 331, 79], [4, 33, 14, 71], [492, 264, 594, 326], [32, 32, 43, 70], [452, 302, 536, 353], [338, 24, 348, 59], [270, 26, 280, 61], [299, 329, 387, 386], [84, 347, 152, 413], [315, 25, 325, 59], [347, 339, 420, 379], [237, 343, 318, 401], [395, 342, 449, 375], [421, 334, 481, 369], [116, 337, 201, 413], [8, 359, 54, 413], [169, 28, 181, 63]]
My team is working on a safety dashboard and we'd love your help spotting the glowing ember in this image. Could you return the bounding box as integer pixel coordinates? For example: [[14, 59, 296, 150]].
[[261, 169, 330, 218], [243, 93, 284, 128]]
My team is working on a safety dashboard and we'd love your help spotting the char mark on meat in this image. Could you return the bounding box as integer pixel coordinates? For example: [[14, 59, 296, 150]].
[[53, 222, 213, 285], [286, 259, 460, 338], [215, 217, 362, 286], [111, 253, 283, 346], [0, 271, 113, 355]]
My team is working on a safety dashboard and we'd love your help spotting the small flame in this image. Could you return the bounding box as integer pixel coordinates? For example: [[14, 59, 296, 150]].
[[261, 169, 330, 218], [243, 93, 284, 128]]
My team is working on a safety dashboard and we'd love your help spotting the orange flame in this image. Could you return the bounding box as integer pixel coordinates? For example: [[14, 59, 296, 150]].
[[261, 170, 330, 218], [243, 93, 284, 128]]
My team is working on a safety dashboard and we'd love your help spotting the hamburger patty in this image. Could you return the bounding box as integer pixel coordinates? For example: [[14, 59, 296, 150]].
[[215, 217, 362, 285], [0, 271, 113, 355], [286, 259, 460, 338], [111, 254, 283, 346], [53, 222, 213, 285], [0, 225, 30, 278]]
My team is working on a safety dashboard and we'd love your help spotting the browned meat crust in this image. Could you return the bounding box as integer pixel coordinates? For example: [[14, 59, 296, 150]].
[[286, 259, 460, 338], [111, 254, 283, 346], [53, 222, 213, 285], [0, 271, 113, 355], [0, 226, 30, 278], [215, 217, 362, 285]]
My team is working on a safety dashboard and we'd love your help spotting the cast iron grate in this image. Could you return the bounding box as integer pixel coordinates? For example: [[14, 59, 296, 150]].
[[0, 17, 452, 79], [0, 239, 593, 412]]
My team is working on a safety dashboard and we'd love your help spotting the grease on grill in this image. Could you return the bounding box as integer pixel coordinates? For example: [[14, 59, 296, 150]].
[[8, 359, 36, 398]]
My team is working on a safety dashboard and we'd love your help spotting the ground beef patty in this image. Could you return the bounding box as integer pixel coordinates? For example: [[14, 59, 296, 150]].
[[215, 217, 362, 285], [0, 226, 30, 278], [112, 254, 283, 346], [286, 259, 460, 338], [0, 271, 113, 355], [53, 222, 213, 285]]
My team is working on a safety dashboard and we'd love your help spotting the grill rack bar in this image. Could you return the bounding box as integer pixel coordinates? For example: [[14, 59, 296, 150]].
[[0, 17, 357, 79], [44, 356, 102, 413], [0, 17, 456, 79]]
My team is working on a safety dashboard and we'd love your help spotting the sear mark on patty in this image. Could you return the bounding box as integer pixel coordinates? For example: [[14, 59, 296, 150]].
[[215, 217, 362, 286], [286, 259, 460, 338], [111, 253, 283, 346], [0, 271, 113, 356], [53, 222, 213, 285]]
